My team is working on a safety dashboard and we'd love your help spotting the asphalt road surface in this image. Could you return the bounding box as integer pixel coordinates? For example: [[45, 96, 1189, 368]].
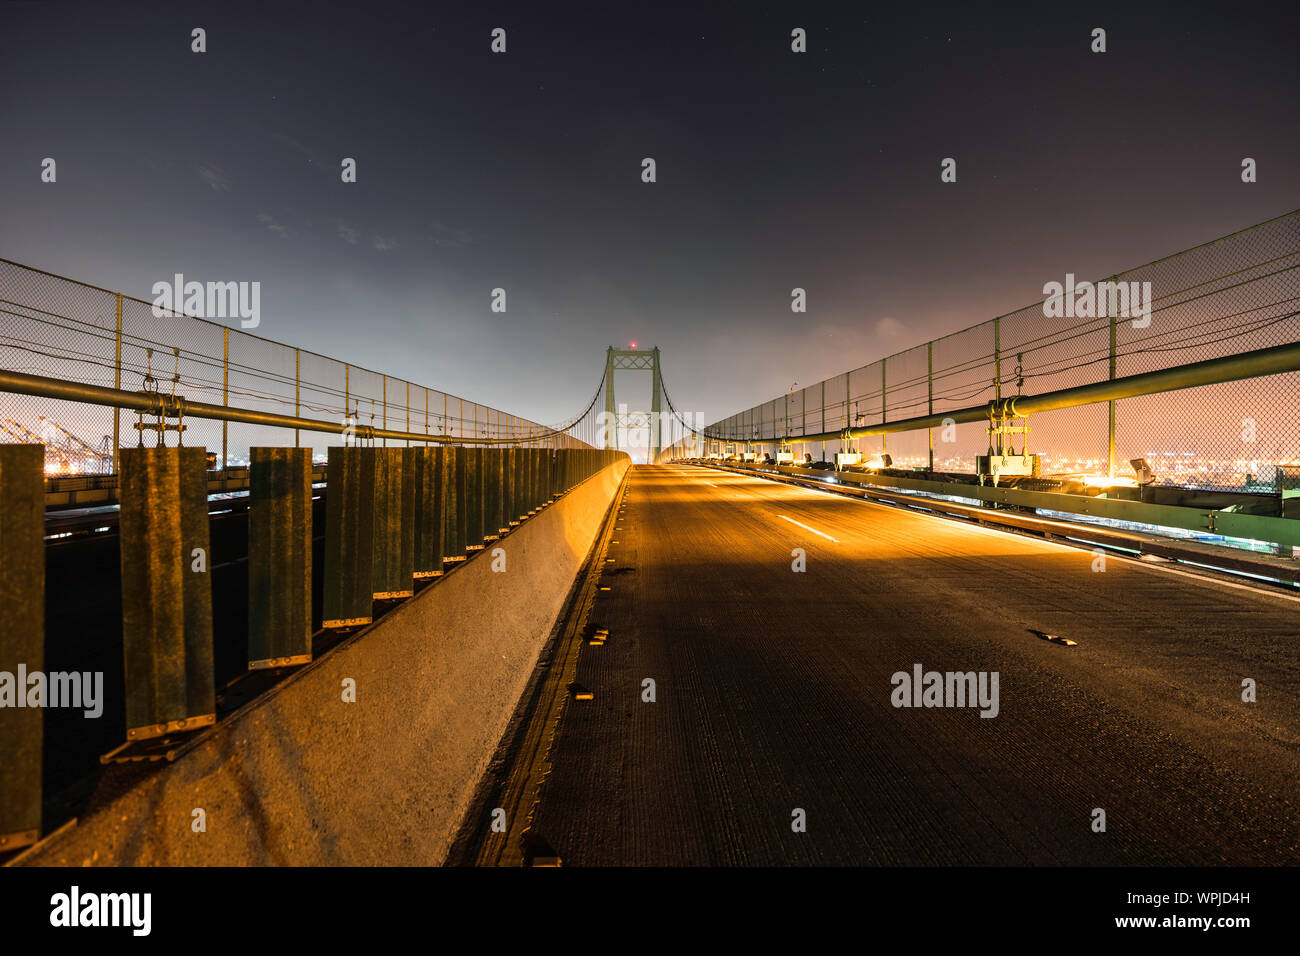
[[530, 464, 1300, 865]]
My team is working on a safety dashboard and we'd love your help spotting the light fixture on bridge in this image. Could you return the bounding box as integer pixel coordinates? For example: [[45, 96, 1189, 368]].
[[1130, 458, 1156, 485]]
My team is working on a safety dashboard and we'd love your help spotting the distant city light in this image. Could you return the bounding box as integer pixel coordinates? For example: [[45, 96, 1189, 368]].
[[630, 342, 637, 349]]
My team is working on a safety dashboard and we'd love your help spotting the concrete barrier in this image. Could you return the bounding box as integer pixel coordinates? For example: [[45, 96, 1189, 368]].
[[19, 457, 629, 866]]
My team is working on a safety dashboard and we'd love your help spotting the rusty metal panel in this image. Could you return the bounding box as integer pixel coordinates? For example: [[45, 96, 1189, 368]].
[[522, 446, 532, 514], [515, 446, 529, 516], [119, 446, 215, 740], [535, 447, 546, 508], [447, 446, 467, 559], [484, 448, 504, 536], [372, 448, 416, 599], [464, 448, 484, 550], [0, 444, 45, 850], [502, 447, 516, 526], [413, 447, 446, 578], [322, 446, 375, 627], [531, 447, 544, 510], [248, 447, 312, 669]]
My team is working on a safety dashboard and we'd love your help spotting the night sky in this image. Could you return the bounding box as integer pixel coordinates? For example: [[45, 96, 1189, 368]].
[[2, 1, 1297, 428]]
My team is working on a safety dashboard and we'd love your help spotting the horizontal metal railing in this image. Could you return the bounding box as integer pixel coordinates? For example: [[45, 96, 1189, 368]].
[[715, 340, 1300, 446], [0, 367, 598, 447]]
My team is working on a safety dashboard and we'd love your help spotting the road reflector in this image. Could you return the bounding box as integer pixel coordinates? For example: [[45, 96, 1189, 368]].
[[569, 682, 594, 700], [1029, 628, 1077, 646]]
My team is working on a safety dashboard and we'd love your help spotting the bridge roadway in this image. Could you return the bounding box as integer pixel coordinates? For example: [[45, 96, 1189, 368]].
[[527, 464, 1300, 865]]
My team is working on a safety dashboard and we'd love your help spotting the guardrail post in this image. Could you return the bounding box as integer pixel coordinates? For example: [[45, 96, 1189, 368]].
[[545, 447, 556, 504], [540, 446, 551, 509], [464, 447, 484, 551], [542, 448, 551, 500], [520, 445, 531, 513], [483, 448, 504, 538], [503, 447, 517, 527], [500, 446, 513, 530], [322, 446, 375, 628], [523, 448, 535, 511], [118, 446, 216, 740], [372, 448, 415, 599], [413, 446, 447, 579], [248, 447, 312, 669], [539, 446, 550, 506], [447, 446, 467, 560], [0, 444, 45, 851], [520, 447, 533, 515]]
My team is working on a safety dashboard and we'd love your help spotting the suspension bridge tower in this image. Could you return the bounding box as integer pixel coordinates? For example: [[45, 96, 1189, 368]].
[[603, 346, 662, 462]]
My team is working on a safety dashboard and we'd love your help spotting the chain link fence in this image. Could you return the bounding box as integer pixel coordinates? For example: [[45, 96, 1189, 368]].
[[0, 259, 587, 475], [704, 209, 1300, 490]]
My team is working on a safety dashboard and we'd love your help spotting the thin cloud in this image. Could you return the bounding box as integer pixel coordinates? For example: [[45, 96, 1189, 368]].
[[875, 317, 906, 339], [372, 235, 398, 251], [197, 163, 232, 192], [257, 213, 289, 238], [337, 223, 361, 244]]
